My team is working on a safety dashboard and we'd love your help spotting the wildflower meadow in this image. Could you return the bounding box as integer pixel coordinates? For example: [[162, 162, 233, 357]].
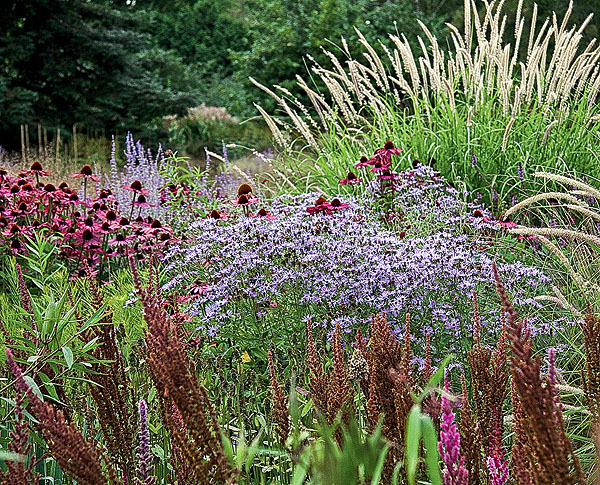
[[4, 0, 600, 484]]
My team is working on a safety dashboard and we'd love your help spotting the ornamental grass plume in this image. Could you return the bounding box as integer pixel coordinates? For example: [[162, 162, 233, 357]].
[[6, 349, 116, 485], [86, 276, 136, 481], [129, 257, 236, 484], [268, 350, 290, 446], [438, 376, 469, 485], [493, 263, 585, 484]]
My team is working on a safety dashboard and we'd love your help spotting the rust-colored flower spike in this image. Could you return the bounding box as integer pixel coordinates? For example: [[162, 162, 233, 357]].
[[364, 313, 414, 480], [129, 257, 236, 484], [86, 274, 136, 480], [268, 351, 290, 446], [328, 322, 351, 424], [467, 321, 509, 450], [306, 319, 328, 415], [582, 304, 600, 419], [493, 264, 585, 484], [237, 183, 253, 196], [459, 374, 480, 485], [6, 350, 115, 485], [510, 380, 533, 485]]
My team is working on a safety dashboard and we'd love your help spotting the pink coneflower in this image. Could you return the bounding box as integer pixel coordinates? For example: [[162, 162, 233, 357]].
[[230, 193, 258, 207], [110, 233, 133, 247], [208, 209, 229, 221], [339, 171, 362, 185], [354, 156, 371, 168], [22, 161, 52, 178], [373, 140, 403, 164], [123, 180, 148, 196], [377, 169, 398, 181], [251, 207, 277, 220], [498, 220, 518, 229], [369, 160, 390, 172], [71, 164, 100, 183], [307, 196, 331, 215], [329, 198, 349, 210], [133, 194, 153, 208]]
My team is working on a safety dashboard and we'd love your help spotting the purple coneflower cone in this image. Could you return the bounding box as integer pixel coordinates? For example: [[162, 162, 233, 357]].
[[438, 377, 469, 485], [135, 400, 156, 485]]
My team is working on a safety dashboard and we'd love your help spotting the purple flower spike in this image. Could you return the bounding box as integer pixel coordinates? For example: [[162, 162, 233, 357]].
[[438, 376, 469, 485], [135, 399, 157, 485], [486, 453, 509, 485]]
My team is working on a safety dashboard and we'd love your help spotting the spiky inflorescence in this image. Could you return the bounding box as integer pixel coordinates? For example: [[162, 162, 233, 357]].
[[485, 407, 509, 485], [130, 258, 236, 484], [467, 324, 509, 451], [87, 276, 136, 480], [305, 320, 352, 426], [582, 305, 600, 424], [459, 375, 480, 485], [0, 384, 41, 485], [510, 380, 533, 485], [6, 349, 114, 485], [363, 313, 416, 480], [467, 288, 509, 451], [493, 263, 585, 484], [134, 400, 156, 485], [268, 350, 290, 446], [438, 376, 469, 485]]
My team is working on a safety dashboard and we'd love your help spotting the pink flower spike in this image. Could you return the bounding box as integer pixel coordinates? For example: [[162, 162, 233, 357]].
[[438, 375, 469, 485]]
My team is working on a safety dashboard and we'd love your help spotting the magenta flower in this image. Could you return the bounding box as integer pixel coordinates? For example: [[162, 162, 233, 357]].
[[71, 164, 100, 183], [123, 180, 149, 196], [339, 171, 362, 185], [230, 193, 258, 207], [251, 207, 277, 220], [22, 161, 52, 177], [438, 376, 469, 485]]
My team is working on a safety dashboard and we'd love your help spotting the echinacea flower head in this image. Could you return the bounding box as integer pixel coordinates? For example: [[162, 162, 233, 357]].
[[339, 171, 362, 185], [354, 156, 370, 168], [378, 169, 398, 181], [237, 183, 254, 196], [329, 198, 349, 210], [230, 193, 258, 206], [71, 164, 100, 182], [123, 180, 149, 196], [134, 194, 153, 208], [251, 207, 277, 220], [22, 161, 52, 177]]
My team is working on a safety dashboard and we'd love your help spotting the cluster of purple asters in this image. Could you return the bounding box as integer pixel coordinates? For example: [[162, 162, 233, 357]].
[[164, 162, 564, 349], [0, 161, 174, 278]]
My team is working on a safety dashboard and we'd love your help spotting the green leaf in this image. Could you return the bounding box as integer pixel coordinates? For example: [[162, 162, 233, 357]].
[[421, 354, 453, 400], [420, 415, 442, 485], [62, 346, 74, 369], [23, 376, 43, 401], [405, 404, 422, 485]]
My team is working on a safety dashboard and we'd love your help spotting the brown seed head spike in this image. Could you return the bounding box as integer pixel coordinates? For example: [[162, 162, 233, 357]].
[[237, 183, 253, 196]]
